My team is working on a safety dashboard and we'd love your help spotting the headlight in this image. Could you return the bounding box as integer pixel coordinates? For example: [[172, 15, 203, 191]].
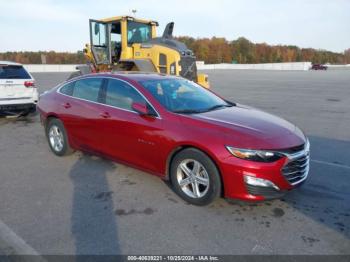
[[226, 146, 283, 162]]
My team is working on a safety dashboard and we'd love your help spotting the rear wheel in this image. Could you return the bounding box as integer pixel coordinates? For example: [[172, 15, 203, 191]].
[[46, 118, 73, 156], [170, 148, 221, 206]]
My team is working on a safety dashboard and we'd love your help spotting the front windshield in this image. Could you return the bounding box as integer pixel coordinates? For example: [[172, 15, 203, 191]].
[[139, 78, 232, 113]]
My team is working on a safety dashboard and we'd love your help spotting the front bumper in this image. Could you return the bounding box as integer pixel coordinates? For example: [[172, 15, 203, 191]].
[[245, 184, 286, 200], [220, 144, 310, 201]]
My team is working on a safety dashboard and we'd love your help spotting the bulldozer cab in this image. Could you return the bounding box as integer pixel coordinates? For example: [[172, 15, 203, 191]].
[[85, 16, 210, 88], [89, 17, 157, 66]]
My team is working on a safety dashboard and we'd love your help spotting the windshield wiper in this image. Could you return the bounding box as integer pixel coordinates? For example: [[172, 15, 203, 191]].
[[173, 104, 232, 114], [204, 104, 231, 112], [172, 109, 202, 114]]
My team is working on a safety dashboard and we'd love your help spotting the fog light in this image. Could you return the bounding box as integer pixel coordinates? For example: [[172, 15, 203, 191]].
[[244, 175, 280, 190]]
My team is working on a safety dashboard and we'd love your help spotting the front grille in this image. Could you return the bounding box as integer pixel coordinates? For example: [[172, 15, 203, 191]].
[[282, 152, 310, 185]]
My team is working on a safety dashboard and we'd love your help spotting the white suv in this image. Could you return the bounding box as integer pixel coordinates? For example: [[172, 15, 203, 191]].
[[0, 61, 39, 116]]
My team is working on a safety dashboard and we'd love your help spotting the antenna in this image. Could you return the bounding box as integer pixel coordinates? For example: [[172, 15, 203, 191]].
[[131, 9, 137, 17]]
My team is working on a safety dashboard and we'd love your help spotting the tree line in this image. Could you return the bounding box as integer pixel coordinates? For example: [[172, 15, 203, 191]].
[[1, 37, 349, 64], [0, 51, 86, 64], [176, 36, 350, 64]]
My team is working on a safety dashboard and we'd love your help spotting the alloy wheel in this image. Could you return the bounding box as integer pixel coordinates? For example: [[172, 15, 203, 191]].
[[176, 159, 210, 198], [49, 125, 64, 152]]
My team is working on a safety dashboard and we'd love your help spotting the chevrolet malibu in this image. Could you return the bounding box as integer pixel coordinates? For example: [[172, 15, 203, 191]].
[[37, 72, 310, 205]]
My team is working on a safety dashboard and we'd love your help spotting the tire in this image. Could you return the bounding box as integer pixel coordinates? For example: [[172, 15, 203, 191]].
[[170, 148, 221, 206], [46, 118, 74, 156]]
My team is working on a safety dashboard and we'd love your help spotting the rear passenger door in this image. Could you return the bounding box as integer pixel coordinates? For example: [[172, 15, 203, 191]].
[[58, 77, 105, 152]]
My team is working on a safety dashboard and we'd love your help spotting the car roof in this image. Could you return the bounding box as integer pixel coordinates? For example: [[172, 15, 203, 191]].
[[0, 61, 23, 66], [85, 71, 181, 82]]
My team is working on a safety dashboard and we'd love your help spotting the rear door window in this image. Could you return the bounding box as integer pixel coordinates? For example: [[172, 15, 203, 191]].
[[0, 65, 31, 79], [73, 78, 103, 102]]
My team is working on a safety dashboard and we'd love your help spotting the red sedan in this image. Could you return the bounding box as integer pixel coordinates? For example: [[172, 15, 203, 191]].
[[311, 64, 327, 70], [37, 72, 310, 205]]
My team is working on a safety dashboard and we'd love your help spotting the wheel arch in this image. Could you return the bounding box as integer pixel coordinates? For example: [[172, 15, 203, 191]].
[[43, 113, 60, 128], [44, 114, 74, 146], [165, 144, 225, 197]]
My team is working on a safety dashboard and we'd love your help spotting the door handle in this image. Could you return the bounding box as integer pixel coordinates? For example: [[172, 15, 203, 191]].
[[62, 102, 71, 109], [100, 112, 111, 119]]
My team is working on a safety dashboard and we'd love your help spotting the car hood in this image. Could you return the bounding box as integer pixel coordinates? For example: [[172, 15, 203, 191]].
[[188, 104, 306, 149]]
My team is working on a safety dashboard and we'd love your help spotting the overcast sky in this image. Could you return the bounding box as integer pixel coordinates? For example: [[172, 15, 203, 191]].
[[0, 0, 349, 53]]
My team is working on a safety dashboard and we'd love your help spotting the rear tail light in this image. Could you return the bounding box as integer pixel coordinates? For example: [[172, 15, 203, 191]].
[[24, 81, 35, 88]]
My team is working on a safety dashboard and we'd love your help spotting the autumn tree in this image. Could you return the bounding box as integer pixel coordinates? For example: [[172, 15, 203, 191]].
[[0, 39, 348, 65]]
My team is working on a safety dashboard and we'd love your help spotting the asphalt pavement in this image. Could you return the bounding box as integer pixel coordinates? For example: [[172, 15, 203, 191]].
[[0, 70, 349, 255]]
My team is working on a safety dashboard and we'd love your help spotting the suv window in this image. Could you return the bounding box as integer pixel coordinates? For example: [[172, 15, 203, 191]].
[[105, 79, 146, 111], [73, 78, 103, 102], [60, 81, 75, 96], [0, 65, 31, 79]]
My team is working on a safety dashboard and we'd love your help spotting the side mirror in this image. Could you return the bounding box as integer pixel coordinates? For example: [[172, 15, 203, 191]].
[[132, 102, 149, 115]]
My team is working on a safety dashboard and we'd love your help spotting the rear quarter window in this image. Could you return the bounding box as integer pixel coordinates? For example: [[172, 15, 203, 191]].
[[59, 81, 75, 96], [0, 65, 31, 79]]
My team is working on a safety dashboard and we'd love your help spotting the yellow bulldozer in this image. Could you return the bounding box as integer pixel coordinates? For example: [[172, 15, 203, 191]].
[[71, 16, 209, 88]]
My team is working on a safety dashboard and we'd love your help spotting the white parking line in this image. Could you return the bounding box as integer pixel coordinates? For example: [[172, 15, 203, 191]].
[[311, 159, 350, 170], [0, 219, 46, 261]]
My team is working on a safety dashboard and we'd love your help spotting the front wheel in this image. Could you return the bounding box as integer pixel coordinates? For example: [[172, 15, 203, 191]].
[[170, 148, 221, 206]]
